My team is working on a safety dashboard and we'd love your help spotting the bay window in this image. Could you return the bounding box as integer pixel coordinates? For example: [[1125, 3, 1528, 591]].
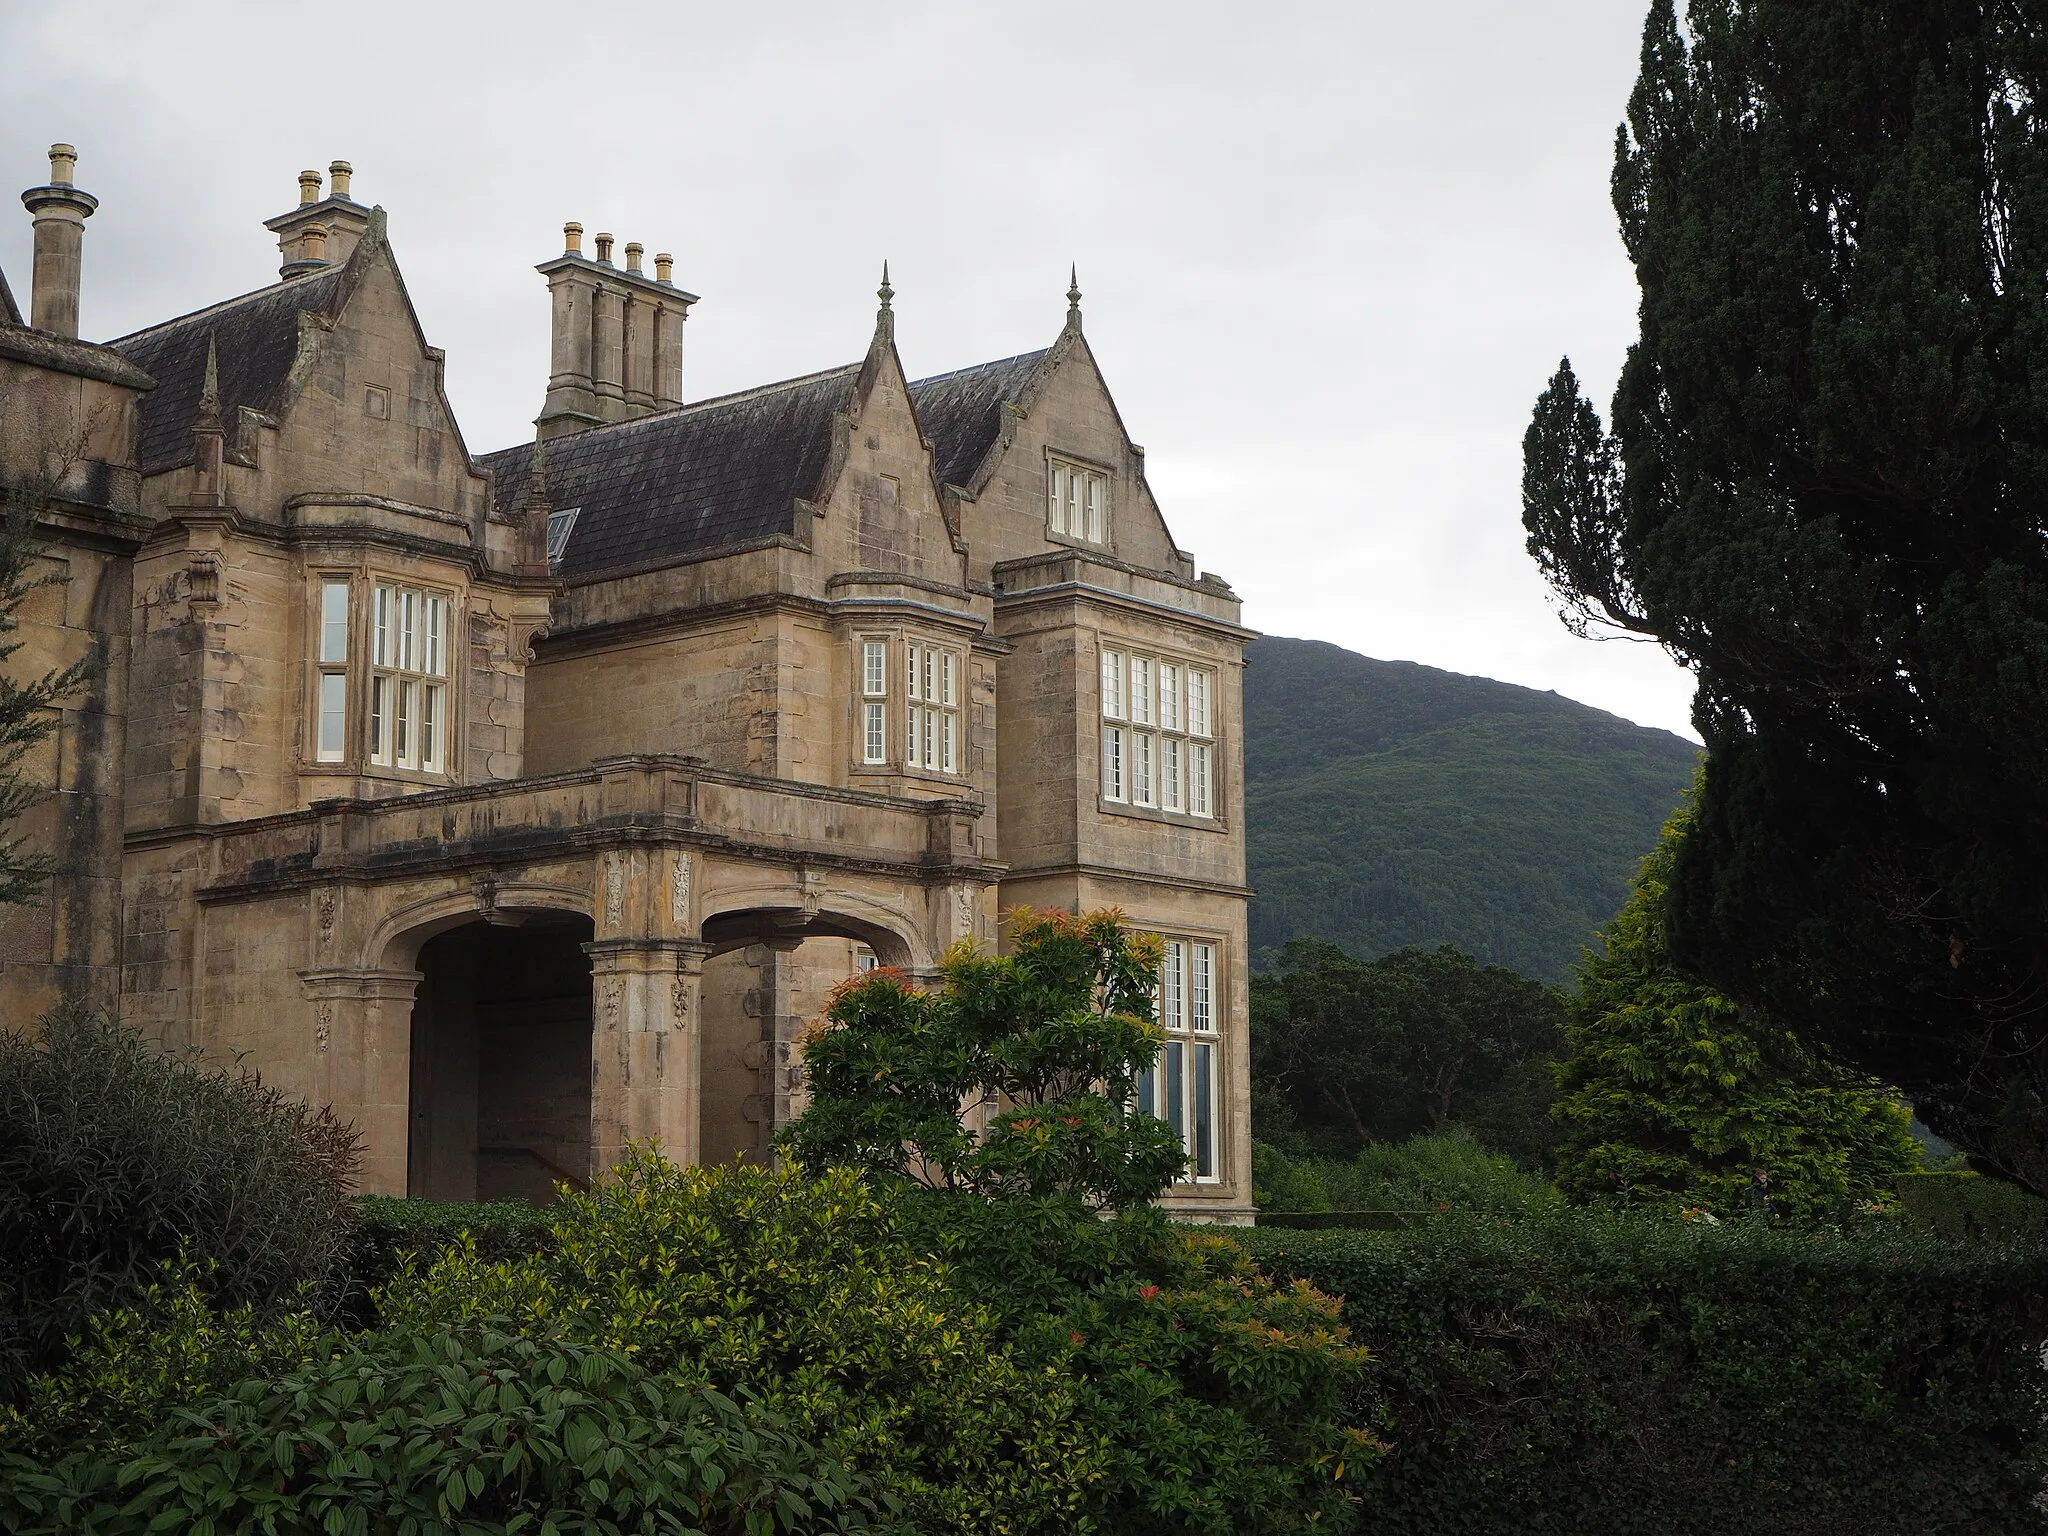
[[369, 582, 449, 774], [1100, 644, 1217, 820], [1135, 937, 1220, 1182]]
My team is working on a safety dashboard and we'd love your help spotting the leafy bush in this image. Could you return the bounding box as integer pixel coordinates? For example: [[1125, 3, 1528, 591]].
[[1894, 1170, 2048, 1243], [0, 1006, 359, 1399], [0, 1319, 883, 1536], [1240, 1213, 2048, 1535], [1255, 1132, 1559, 1217], [343, 1194, 554, 1320]]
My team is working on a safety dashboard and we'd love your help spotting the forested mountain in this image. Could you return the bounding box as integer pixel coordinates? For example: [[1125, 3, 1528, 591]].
[[1243, 637, 1699, 982]]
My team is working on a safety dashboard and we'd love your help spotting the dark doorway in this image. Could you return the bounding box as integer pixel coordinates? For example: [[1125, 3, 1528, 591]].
[[408, 914, 593, 1203]]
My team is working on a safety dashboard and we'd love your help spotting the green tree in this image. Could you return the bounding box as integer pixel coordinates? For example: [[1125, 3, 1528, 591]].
[[1554, 796, 1923, 1220], [781, 906, 1185, 1211], [1522, 2, 2048, 1189], [1252, 939, 1566, 1167]]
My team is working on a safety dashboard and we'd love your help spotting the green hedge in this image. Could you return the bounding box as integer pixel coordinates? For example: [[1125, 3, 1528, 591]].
[[341, 1196, 553, 1322], [1238, 1214, 2048, 1535], [1895, 1169, 2048, 1242]]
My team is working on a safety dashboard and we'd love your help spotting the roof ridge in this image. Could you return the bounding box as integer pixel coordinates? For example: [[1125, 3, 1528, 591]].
[[478, 361, 864, 462], [106, 267, 345, 348], [908, 347, 1050, 389]]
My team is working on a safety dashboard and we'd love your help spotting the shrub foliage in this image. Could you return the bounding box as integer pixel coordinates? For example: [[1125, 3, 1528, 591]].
[[0, 1006, 359, 1399]]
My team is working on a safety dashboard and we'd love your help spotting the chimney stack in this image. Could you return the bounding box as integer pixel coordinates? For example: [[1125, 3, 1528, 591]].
[[19, 143, 98, 338], [265, 159, 370, 279], [534, 220, 696, 439]]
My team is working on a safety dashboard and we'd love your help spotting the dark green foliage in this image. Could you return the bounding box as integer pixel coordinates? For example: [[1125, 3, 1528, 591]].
[[1253, 938, 1566, 1167], [341, 1194, 554, 1319], [0, 1006, 359, 1401], [1252, 1132, 1560, 1218], [1555, 794, 1924, 1220], [1240, 1214, 2048, 1535], [0, 1316, 883, 1536], [782, 908, 1184, 1210], [1521, 3, 2048, 1191], [1895, 1169, 2048, 1241], [0, 486, 96, 909], [1244, 637, 1697, 983]]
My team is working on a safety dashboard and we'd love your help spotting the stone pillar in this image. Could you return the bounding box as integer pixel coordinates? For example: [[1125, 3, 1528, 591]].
[[586, 937, 708, 1176], [622, 294, 656, 414], [652, 297, 684, 408], [592, 283, 626, 420], [20, 143, 96, 338], [300, 966, 422, 1196], [739, 936, 806, 1143]]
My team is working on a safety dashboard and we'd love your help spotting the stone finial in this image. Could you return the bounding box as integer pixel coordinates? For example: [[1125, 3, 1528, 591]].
[[875, 261, 894, 342], [299, 169, 322, 205], [47, 144, 77, 186], [519, 437, 553, 575], [198, 334, 221, 427], [878, 260, 893, 311], [191, 334, 226, 506], [328, 160, 353, 200], [563, 221, 583, 256], [654, 251, 673, 284], [1067, 264, 1082, 327], [594, 231, 614, 265], [625, 241, 644, 275]]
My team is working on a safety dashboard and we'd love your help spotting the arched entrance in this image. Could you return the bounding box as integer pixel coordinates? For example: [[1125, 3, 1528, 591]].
[[696, 908, 915, 1164], [407, 911, 596, 1202]]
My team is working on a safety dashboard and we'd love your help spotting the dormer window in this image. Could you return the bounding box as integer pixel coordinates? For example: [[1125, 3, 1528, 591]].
[[1048, 455, 1108, 545]]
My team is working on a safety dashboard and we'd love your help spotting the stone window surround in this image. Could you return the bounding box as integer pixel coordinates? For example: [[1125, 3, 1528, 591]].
[[1098, 639, 1220, 824], [846, 628, 969, 784], [1045, 447, 1115, 553], [302, 566, 463, 784], [1138, 928, 1227, 1188]]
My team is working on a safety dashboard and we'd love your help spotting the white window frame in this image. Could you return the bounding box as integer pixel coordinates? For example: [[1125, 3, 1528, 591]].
[[369, 581, 452, 776], [1135, 937, 1221, 1183], [860, 638, 889, 766], [904, 640, 962, 776], [314, 578, 351, 764], [1047, 454, 1109, 545], [1099, 643, 1217, 821]]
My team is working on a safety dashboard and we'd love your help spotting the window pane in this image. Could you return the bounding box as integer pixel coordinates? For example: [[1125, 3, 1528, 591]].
[[1189, 670, 1211, 737], [1192, 944, 1214, 1032], [940, 651, 956, 708], [320, 581, 349, 665], [1085, 473, 1104, 542], [1131, 657, 1152, 725], [397, 679, 416, 767], [1048, 465, 1065, 534], [940, 710, 957, 774], [863, 640, 886, 697], [906, 645, 922, 702], [1135, 1062, 1158, 1119], [864, 701, 886, 764], [1101, 649, 1123, 719], [421, 683, 443, 772], [1162, 941, 1184, 1030], [317, 672, 347, 762], [1102, 725, 1125, 801], [424, 596, 444, 677], [1166, 1040, 1186, 1149], [1193, 1042, 1216, 1178], [1158, 664, 1179, 731], [370, 676, 389, 763], [1134, 732, 1155, 807], [1066, 470, 1081, 533], [1162, 737, 1182, 812], [399, 590, 418, 673], [1191, 742, 1212, 818], [374, 585, 393, 668]]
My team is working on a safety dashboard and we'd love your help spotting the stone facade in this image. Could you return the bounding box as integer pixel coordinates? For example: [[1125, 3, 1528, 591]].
[[0, 147, 1255, 1220]]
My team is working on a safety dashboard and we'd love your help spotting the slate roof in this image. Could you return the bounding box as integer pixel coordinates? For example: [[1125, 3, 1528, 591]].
[[479, 364, 863, 579], [108, 264, 355, 473], [0, 265, 18, 326], [908, 348, 1048, 490]]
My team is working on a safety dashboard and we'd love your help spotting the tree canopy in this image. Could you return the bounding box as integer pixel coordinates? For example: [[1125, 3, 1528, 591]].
[[1553, 796, 1923, 1221], [1251, 939, 1566, 1168], [1522, 0, 2048, 1189]]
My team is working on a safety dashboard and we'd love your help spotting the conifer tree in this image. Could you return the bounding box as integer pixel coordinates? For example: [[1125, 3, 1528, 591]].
[[1523, 1, 2048, 1189], [1554, 795, 1923, 1221]]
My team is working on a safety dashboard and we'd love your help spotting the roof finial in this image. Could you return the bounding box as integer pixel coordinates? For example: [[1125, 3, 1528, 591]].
[[878, 260, 893, 311], [198, 334, 221, 429], [1066, 264, 1082, 326]]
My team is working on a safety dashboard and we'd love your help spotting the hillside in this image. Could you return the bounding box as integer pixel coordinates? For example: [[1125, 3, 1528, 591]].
[[1243, 637, 1700, 982]]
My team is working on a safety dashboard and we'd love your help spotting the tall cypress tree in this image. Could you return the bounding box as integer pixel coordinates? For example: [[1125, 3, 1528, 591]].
[[1523, 2, 2048, 1188]]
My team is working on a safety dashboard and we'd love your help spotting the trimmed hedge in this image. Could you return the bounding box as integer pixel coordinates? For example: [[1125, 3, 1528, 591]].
[[1895, 1170, 2048, 1242], [341, 1195, 554, 1322], [1238, 1213, 2048, 1535]]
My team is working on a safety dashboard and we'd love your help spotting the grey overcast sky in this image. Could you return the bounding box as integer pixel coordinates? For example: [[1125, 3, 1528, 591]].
[[0, 0, 1698, 738]]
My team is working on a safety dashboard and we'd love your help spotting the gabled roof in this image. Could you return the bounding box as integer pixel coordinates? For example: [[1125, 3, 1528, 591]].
[[908, 348, 1049, 490], [0, 264, 19, 326], [108, 262, 354, 474], [479, 364, 862, 579]]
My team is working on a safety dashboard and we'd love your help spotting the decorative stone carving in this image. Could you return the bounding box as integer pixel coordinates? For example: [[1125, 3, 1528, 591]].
[[955, 884, 976, 940], [670, 972, 691, 1023], [315, 888, 338, 949], [599, 974, 625, 1029], [314, 1002, 333, 1052], [670, 850, 692, 927], [604, 851, 625, 930]]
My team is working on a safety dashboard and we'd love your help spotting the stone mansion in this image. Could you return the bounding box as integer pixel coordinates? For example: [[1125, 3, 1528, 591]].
[[0, 145, 1253, 1220]]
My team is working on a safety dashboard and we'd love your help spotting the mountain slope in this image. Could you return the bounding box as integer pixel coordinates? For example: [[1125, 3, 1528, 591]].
[[1244, 637, 1699, 981]]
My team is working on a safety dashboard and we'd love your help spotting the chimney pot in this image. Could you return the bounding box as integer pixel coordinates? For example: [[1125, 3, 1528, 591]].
[[654, 252, 673, 285], [594, 231, 614, 265], [328, 160, 353, 200], [624, 241, 644, 275], [564, 220, 583, 256], [47, 144, 77, 186], [298, 169, 322, 205], [21, 143, 97, 337], [303, 223, 329, 262]]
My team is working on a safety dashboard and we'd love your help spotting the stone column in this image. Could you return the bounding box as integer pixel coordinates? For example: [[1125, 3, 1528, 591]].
[[299, 966, 422, 1196], [739, 936, 806, 1146], [586, 936, 708, 1176], [592, 283, 626, 419]]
